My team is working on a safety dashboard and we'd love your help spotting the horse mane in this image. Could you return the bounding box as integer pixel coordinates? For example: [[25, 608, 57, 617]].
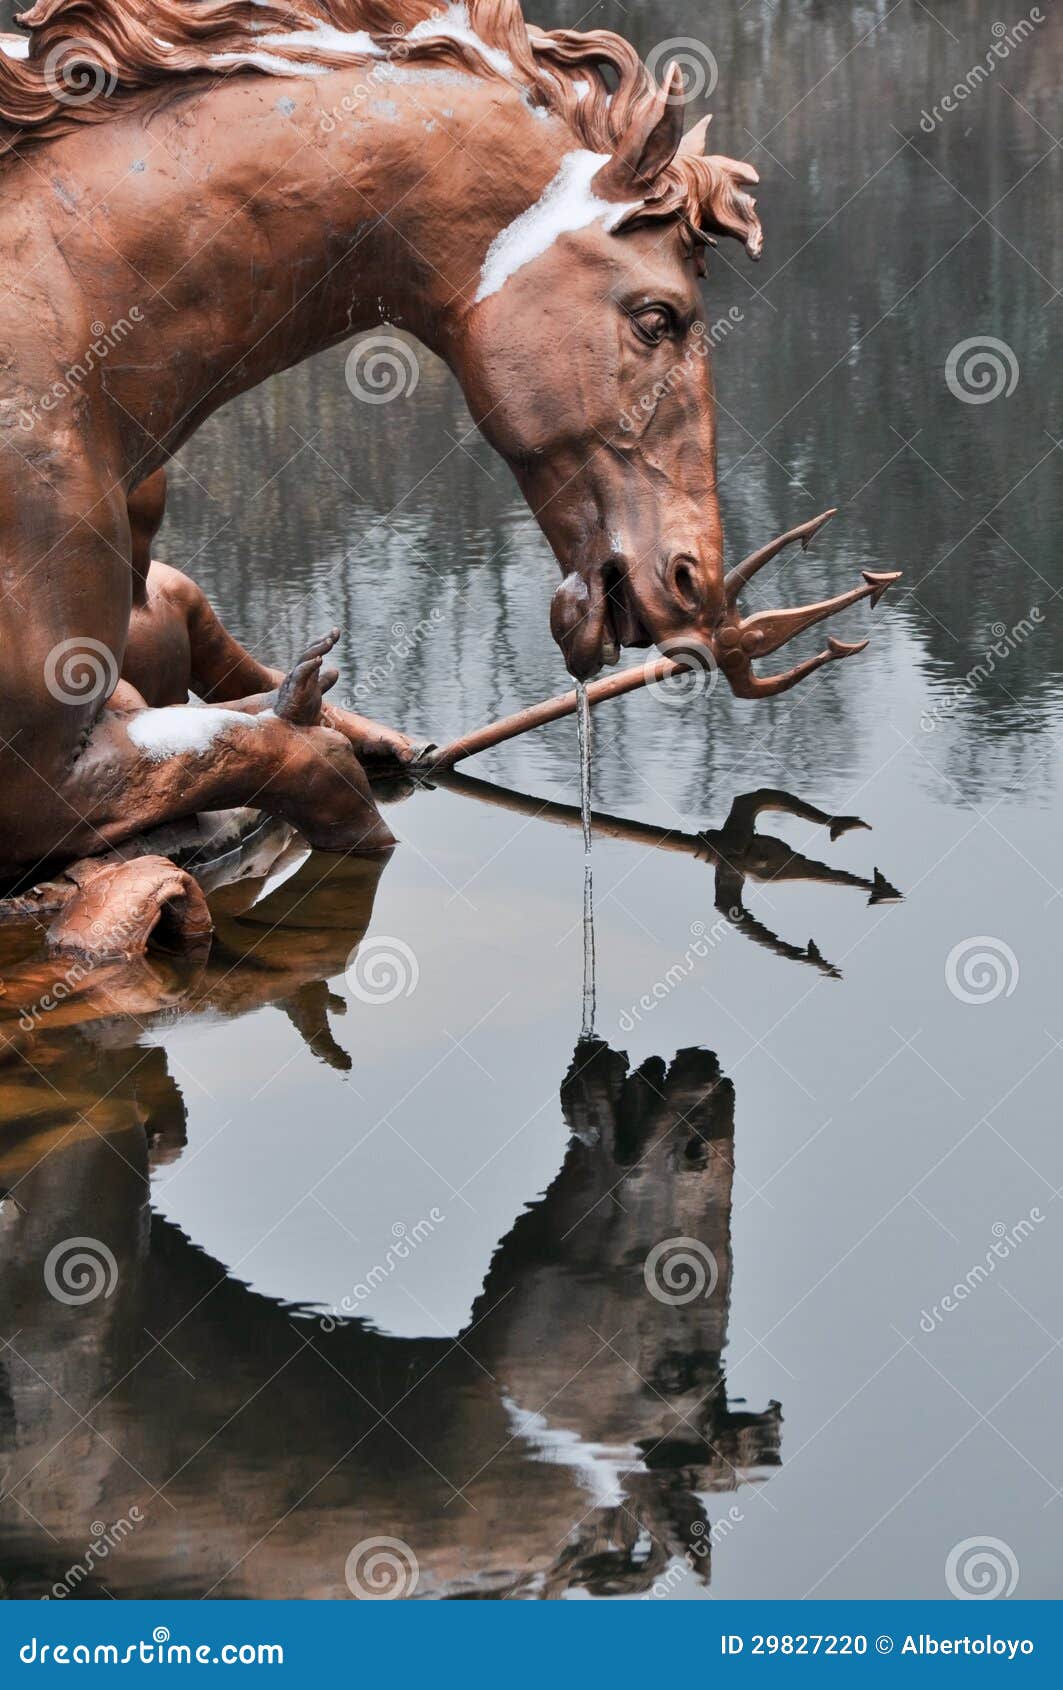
[[0, 0, 762, 257]]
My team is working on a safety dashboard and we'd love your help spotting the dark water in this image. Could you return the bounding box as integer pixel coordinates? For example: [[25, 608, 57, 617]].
[[1, 0, 1061, 1599]]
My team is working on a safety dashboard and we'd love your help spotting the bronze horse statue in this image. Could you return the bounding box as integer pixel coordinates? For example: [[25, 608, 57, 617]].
[[0, 0, 894, 891]]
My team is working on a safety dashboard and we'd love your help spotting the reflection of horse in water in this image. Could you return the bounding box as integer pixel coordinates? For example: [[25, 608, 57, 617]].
[[0, 840, 780, 1598], [0, 781, 900, 1596]]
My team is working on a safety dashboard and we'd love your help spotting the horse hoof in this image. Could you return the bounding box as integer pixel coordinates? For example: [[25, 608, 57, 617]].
[[46, 855, 213, 961]]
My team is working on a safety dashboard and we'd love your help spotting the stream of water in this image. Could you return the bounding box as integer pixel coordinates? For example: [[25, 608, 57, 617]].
[[576, 680, 596, 1040]]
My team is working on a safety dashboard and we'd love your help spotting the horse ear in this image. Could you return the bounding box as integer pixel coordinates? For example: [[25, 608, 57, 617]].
[[608, 62, 685, 190], [678, 114, 713, 158], [698, 154, 763, 258]]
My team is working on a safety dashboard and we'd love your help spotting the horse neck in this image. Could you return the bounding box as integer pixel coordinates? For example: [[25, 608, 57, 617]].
[[288, 64, 572, 347], [94, 66, 571, 453]]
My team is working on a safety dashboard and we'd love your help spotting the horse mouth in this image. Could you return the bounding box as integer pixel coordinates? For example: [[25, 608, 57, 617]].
[[600, 563, 654, 663], [549, 558, 693, 680]]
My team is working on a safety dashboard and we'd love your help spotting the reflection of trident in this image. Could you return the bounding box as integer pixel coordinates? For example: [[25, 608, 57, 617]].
[[437, 773, 902, 979]]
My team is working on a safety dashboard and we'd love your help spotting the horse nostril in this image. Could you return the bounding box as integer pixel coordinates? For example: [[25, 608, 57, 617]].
[[670, 558, 700, 614]]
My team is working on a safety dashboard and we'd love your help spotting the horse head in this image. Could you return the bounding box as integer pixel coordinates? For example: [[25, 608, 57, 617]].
[[453, 65, 763, 680]]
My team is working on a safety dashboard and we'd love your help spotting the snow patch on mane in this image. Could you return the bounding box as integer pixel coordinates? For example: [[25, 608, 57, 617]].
[[407, 3, 512, 78], [210, 20, 382, 75]]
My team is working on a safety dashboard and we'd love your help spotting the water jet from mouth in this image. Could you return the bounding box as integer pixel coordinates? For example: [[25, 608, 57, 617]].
[[576, 680, 596, 1040]]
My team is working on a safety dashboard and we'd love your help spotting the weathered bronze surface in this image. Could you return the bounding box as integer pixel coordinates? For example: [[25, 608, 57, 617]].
[[0, 2, 898, 959]]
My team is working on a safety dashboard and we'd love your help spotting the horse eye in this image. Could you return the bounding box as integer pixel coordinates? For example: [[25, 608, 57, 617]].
[[630, 306, 673, 346]]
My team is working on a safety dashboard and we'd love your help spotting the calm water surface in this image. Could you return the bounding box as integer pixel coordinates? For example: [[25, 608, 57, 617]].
[[1, 0, 1061, 1599]]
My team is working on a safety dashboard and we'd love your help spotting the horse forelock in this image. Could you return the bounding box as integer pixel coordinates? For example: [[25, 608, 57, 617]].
[[0, 0, 760, 259]]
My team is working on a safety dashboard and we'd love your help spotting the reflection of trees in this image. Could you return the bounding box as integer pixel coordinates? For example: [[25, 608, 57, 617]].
[[0, 853, 776, 1600]]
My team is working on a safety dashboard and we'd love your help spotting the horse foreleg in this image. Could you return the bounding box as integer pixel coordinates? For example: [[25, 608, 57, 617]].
[[65, 683, 396, 865]]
